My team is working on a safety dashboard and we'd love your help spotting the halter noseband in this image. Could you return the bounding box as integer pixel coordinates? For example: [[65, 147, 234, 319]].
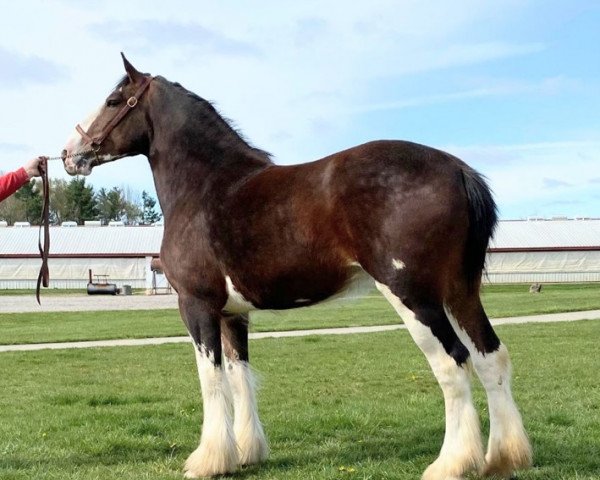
[[76, 74, 154, 152]]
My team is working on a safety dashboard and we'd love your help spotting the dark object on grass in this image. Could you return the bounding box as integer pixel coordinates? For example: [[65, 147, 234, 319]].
[[529, 283, 543, 293], [86, 269, 117, 295]]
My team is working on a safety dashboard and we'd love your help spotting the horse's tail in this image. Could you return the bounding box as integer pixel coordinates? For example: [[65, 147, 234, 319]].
[[460, 165, 498, 292]]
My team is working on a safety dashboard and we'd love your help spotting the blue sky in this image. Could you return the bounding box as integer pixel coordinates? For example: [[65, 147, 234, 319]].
[[0, 1, 598, 219]]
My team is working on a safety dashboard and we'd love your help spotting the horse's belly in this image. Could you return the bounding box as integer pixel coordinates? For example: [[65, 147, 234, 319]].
[[224, 265, 369, 313]]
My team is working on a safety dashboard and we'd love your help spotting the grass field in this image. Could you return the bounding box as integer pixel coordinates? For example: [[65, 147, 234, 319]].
[[1, 283, 600, 346], [0, 320, 598, 479]]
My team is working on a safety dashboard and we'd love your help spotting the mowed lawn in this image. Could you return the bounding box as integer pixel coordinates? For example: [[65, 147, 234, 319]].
[[0, 283, 600, 345], [0, 320, 598, 479]]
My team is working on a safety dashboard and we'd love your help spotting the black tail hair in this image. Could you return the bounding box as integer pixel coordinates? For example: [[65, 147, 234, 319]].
[[461, 166, 498, 292]]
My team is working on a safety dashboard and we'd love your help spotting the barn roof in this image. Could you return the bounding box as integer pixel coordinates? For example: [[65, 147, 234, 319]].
[[0, 225, 163, 257], [0, 219, 599, 257], [489, 219, 600, 251]]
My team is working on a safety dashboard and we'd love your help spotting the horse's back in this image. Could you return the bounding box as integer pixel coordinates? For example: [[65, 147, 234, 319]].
[[206, 140, 472, 305]]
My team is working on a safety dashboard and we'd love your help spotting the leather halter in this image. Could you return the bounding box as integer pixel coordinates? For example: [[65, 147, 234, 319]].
[[76, 74, 153, 150]]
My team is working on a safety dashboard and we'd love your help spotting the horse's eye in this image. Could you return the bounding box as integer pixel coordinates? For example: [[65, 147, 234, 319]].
[[106, 98, 121, 107]]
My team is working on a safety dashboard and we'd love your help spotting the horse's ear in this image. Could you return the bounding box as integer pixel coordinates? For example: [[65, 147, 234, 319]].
[[121, 52, 143, 83]]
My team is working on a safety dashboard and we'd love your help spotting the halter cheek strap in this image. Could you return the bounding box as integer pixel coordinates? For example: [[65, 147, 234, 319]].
[[76, 75, 154, 148]]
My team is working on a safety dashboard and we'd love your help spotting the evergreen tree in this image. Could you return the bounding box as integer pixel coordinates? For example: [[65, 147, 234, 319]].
[[141, 190, 162, 224], [64, 178, 97, 224], [96, 187, 125, 223]]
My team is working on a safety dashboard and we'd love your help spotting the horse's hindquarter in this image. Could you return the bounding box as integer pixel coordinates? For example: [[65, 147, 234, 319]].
[[326, 141, 470, 270]]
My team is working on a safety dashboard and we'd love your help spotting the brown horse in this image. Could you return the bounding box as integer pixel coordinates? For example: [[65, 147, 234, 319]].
[[62, 55, 532, 480]]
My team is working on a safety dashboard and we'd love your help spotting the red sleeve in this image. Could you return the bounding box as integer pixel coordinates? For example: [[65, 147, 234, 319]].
[[0, 167, 29, 203]]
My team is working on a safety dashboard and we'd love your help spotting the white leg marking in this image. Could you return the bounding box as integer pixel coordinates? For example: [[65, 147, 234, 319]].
[[225, 357, 269, 465], [184, 343, 238, 478], [392, 258, 406, 270], [224, 276, 255, 314], [445, 307, 532, 477], [376, 282, 483, 479]]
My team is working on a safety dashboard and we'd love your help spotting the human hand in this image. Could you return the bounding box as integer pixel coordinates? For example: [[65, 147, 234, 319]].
[[23, 156, 47, 178]]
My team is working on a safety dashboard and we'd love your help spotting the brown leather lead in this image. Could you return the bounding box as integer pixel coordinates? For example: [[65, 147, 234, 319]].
[[36, 156, 50, 304]]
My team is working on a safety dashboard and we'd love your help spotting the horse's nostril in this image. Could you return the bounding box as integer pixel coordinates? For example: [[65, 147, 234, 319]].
[[61, 149, 68, 162]]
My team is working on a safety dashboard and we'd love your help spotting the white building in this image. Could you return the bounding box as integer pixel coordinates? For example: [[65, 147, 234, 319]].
[[0, 219, 599, 289], [0, 224, 164, 290], [486, 219, 600, 283]]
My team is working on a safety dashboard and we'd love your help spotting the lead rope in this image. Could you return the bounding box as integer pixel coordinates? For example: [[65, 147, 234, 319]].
[[36, 156, 50, 304], [34, 149, 98, 304]]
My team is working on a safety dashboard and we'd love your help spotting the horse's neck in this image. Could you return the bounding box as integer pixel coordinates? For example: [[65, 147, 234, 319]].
[[146, 94, 270, 222]]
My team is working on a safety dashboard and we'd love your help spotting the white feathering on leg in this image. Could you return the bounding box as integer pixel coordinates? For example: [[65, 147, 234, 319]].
[[184, 344, 238, 478], [225, 357, 269, 465]]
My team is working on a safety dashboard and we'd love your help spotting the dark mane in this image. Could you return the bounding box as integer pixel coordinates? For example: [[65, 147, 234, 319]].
[[116, 74, 272, 162], [170, 80, 273, 161]]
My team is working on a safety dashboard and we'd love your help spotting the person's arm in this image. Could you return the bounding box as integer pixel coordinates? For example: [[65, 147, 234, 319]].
[[0, 157, 44, 203], [0, 168, 29, 202]]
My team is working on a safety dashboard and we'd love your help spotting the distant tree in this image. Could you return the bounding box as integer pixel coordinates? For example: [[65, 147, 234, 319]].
[[121, 185, 142, 225], [0, 193, 26, 225], [0, 174, 159, 226], [141, 190, 162, 224], [122, 200, 142, 225], [96, 187, 126, 224], [64, 178, 97, 224], [14, 179, 42, 224], [49, 178, 69, 225]]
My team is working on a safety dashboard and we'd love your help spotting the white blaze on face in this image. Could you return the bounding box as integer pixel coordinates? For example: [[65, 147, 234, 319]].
[[63, 104, 103, 176]]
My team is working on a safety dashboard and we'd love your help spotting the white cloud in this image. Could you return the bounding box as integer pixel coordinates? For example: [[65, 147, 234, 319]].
[[0, 48, 66, 87], [89, 20, 262, 57], [446, 141, 600, 218], [0, 0, 596, 222], [352, 75, 572, 113]]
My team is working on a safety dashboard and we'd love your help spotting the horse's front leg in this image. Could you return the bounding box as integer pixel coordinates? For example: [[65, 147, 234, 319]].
[[221, 314, 269, 466], [179, 295, 238, 478]]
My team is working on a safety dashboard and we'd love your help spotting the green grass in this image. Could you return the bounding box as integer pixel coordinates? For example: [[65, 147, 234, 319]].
[[0, 309, 184, 345], [481, 283, 600, 317], [1, 283, 600, 346], [0, 320, 598, 479], [0, 288, 87, 296]]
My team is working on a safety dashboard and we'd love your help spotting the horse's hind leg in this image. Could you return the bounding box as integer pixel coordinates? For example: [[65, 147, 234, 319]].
[[179, 295, 238, 478], [446, 292, 532, 478], [375, 281, 484, 480], [221, 314, 269, 466]]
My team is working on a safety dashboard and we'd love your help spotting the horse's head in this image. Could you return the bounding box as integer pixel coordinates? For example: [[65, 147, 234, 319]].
[[62, 54, 153, 176]]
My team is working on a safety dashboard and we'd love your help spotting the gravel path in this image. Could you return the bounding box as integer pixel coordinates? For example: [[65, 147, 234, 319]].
[[0, 309, 598, 353], [0, 294, 178, 313]]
